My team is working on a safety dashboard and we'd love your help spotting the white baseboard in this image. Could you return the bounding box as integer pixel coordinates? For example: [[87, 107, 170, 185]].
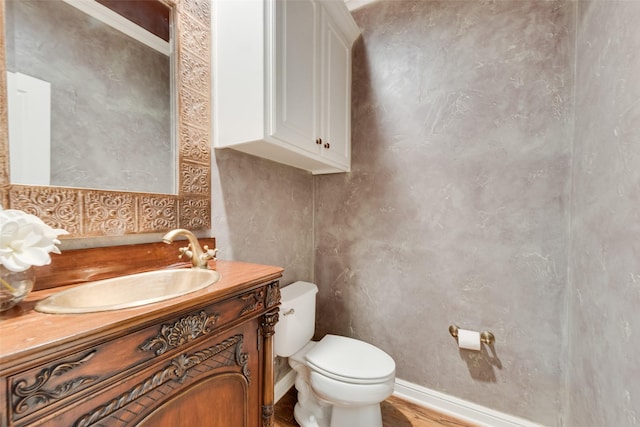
[[275, 369, 297, 404], [394, 378, 546, 427], [275, 374, 545, 427]]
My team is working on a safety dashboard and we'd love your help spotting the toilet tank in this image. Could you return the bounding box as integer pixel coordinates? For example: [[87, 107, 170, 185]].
[[274, 281, 318, 357]]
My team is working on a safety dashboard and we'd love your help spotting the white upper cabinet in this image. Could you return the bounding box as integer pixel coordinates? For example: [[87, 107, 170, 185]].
[[212, 0, 361, 174]]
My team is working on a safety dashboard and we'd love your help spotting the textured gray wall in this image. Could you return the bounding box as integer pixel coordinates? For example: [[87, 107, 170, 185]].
[[314, 1, 574, 425], [569, 1, 640, 425], [211, 148, 315, 288]]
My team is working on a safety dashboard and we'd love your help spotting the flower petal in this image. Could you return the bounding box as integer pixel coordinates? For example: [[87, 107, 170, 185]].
[[0, 253, 31, 272], [1, 207, 67, 271], [13, 246, 51, 267]]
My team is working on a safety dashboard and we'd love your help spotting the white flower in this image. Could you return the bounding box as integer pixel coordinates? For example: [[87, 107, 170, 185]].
[[0, 207, 69, 272]]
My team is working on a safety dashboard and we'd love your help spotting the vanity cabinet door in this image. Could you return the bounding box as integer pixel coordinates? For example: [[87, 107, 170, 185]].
[[134, 320, 262, 427], [137, 374, 249, 426]]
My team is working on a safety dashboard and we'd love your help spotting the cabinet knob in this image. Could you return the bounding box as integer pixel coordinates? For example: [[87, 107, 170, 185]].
[[316, 138, 322, 145], [324, 142, 330, 149]]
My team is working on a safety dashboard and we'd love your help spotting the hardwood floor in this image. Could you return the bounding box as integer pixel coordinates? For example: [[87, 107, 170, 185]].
[[274, 387, 478, 427]]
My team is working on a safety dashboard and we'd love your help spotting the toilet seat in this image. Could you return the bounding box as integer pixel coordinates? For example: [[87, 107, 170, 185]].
[[305, 335, 396, 385]]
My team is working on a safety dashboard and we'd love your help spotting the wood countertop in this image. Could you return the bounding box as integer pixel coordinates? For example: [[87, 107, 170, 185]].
[[0, 259, 283, 372]]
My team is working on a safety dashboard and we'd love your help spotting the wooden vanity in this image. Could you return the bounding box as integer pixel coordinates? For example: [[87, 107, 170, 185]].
[[0, 241, 283, 427]]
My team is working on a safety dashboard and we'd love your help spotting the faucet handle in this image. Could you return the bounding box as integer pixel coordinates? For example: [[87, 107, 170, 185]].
[[203, 245, 218, 261], [178, 245, 194, 260]]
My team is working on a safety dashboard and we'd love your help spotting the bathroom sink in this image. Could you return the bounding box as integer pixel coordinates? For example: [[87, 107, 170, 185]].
[[34, 269, 221, 314]]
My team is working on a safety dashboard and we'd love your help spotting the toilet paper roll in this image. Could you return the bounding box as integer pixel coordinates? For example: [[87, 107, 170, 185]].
[[457, 329, 481, 351]]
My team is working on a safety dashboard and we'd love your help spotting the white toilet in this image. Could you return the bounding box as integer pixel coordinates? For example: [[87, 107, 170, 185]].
[[275, 281, 396, 427]]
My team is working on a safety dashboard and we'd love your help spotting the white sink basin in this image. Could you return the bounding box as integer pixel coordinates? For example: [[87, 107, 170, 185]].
[[35, 269, 221, 314]]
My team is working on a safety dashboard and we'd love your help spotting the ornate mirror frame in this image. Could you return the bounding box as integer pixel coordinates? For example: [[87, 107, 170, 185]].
[[0, 0, 211, 238]]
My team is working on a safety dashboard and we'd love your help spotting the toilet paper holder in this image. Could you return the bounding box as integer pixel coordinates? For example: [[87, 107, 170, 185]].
[[449, 325, 495, 346]]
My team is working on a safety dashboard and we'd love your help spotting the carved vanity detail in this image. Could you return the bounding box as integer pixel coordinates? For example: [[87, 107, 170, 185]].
[[140, 311, 220, 356], [0, 249, 283, 427]]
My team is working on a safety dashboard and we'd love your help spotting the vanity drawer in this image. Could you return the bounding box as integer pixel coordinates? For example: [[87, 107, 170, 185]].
[[6, 280, 279, 426], [8, 329, 159, 423]]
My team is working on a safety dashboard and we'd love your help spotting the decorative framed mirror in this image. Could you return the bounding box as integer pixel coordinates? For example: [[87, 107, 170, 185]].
[[0, 0, 211, 238]]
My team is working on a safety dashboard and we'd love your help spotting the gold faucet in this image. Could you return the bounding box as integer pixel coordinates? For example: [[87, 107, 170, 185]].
[[162, 229, 217, 269]]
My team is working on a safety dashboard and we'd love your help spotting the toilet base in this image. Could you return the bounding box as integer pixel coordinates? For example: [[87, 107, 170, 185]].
[[294, 401, 331, 427], [289, 350, 332, 427], [330, 404, 383, 427], [294, 401, 383, 427]]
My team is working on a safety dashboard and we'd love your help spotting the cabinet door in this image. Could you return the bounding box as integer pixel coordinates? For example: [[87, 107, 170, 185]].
[[138, 374, 249, 427], [271, 0, 320, 154], [319, 8, 352, 168]]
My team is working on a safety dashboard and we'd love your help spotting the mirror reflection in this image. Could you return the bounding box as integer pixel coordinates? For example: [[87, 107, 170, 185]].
[[5, 0, 174, 194]]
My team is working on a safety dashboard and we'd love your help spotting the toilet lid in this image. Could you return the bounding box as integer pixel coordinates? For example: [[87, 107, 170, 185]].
[[305, 335, 395, 384]]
